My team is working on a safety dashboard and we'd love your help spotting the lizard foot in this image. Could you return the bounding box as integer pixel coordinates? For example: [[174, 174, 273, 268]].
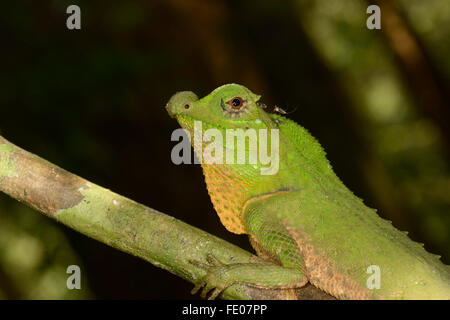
[[189, 253, 236, 300]]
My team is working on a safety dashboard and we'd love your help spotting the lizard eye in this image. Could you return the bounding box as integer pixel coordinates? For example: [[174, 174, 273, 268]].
[[220, 96, 249, 118], [226, 97, 243, 110]]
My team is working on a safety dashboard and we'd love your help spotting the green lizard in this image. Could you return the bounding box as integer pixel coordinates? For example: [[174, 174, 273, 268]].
[[166, 83, 450, 300]]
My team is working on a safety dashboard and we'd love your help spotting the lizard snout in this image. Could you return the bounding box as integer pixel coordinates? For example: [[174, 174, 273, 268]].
[[166, 91, 199, 118]]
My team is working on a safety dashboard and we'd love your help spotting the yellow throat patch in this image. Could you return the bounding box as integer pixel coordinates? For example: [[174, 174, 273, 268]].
[[201, 162, 258, 234]]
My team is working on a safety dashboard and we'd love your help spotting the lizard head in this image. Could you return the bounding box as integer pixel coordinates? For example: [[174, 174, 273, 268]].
[[166, 83, 272, 130], [166, 84, 285, 234]]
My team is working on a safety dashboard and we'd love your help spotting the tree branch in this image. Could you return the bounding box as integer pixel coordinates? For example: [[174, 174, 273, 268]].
[[0, 135, 333, 300]]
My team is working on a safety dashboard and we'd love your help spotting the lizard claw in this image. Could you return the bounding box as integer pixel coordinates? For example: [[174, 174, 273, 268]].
[[189, 254, 233, 300], [190, 281, 223, 300]]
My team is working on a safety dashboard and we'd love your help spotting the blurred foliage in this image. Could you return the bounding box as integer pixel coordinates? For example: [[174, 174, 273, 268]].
[[0, 0, 448, 298], [396, 0, 450, 81], [0, 201, 90, 299]]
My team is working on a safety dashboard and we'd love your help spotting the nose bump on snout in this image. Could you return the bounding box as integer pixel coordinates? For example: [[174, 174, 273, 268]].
[[166, 91, 199, 118]]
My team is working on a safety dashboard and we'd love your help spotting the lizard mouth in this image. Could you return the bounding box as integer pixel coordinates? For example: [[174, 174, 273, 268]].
[[166, 103, 177, 118], [176, 114, 231, 131]]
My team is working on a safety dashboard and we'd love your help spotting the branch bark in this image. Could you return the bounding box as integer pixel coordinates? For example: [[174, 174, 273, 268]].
[[0, 135, 333, 300]]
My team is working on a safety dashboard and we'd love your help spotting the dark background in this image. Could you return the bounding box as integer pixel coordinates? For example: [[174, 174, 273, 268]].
[[0, 0, 449, 299]]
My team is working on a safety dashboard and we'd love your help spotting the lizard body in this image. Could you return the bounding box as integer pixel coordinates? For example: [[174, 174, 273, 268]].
[[166, 84, 450, 299]]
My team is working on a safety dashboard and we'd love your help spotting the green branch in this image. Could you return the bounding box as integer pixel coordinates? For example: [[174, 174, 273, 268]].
[[0, 135, 332, 300]]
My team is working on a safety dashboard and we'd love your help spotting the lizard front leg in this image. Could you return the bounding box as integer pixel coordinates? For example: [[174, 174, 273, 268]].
[[190, 195, 309, 299], [190, 253, 307, 299]]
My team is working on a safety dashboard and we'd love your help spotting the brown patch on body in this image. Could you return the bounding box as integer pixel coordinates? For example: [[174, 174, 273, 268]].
[[284, 223, 373, 300]]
